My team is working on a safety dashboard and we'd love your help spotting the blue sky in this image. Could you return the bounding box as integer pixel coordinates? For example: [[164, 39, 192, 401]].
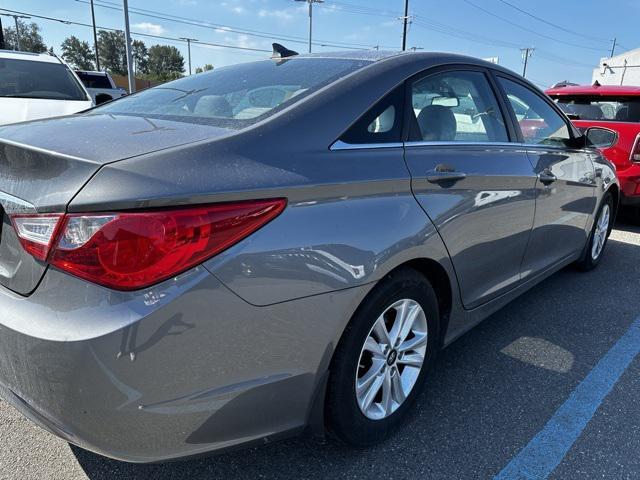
[[1, 0, 637, 87]]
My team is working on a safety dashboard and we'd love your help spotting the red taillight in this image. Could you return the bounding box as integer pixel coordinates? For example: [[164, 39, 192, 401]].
[[11, 199, 286, 290], [631, 134, 640, 163]]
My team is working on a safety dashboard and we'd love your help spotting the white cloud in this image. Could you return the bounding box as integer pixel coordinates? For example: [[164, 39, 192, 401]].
[[221, 2, 248, 15], [257, 8, 300, 22], [132, 22, 165, 35]]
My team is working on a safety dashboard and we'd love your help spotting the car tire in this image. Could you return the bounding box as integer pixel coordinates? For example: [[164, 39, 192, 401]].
[[576, 193, 614, 271], [325, 268, 439, 446]]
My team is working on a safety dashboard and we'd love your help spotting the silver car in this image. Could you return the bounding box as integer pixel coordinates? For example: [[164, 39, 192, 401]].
[[0, 51, 618, 462]]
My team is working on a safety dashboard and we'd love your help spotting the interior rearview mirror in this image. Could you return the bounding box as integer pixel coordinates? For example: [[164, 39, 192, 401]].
[[585, 127, 617, 149], [431, 96, 459, 108]]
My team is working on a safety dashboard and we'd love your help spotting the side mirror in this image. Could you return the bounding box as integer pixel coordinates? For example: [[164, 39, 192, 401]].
[[585, 127, 617, 149]]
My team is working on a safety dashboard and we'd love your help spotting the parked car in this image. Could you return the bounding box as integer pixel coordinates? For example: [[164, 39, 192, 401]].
[[0, 51, 618, 462], [546, 83, 640, 212], [75, 70, 127, 105], [0, 50, 93, 125]]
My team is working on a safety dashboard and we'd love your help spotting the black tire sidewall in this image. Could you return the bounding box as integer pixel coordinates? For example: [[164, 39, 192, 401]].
[[579, 193, 614, 270], [326, 268, 440, 446]]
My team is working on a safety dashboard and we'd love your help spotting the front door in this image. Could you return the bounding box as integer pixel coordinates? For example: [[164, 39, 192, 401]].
[[496, 76, 596, 277]]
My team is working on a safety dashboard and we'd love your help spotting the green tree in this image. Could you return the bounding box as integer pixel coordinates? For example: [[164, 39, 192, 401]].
[[146, 45, 185, 82], [97, 30, 127, 75], [2, 20, 47, 53], [61, 36, 95, 70], [132, 40, 149, 75]]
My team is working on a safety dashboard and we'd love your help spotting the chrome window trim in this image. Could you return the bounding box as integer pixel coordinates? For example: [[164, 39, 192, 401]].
[[403, 141, 518, 148], [331, 139, 586, 151], [330, 140, 404, 151]]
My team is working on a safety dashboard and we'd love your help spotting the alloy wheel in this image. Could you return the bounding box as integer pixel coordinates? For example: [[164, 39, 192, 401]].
[[355, 299, 428, 420], [591, 203, 611, 260]]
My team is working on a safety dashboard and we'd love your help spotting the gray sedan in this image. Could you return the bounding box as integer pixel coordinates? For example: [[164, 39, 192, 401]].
[[0, 50, 618, 462]]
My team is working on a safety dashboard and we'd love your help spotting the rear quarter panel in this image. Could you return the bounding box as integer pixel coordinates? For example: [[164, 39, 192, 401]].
[[68, 54, 461, 307]]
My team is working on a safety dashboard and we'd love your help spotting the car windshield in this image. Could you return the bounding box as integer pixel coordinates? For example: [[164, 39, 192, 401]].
[[553, 96, 640, 122], [76, 72, 113, 89], [0, 57, 88, 101], [93, 58, 371, 128]]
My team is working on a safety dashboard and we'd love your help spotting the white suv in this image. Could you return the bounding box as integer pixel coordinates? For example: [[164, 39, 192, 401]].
[[75, 70, 127, 105], [0, 50, 93, 125]]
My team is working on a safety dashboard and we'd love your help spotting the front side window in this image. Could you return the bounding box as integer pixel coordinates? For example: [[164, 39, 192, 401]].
[[409, 70, 508, 143], [499, 77, 571, 147], [552, 95, 640, 122], [94, 58, 370, 129], [0, 58, 88, 101]]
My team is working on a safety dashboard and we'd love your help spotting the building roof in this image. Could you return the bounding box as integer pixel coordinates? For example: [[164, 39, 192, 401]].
[[0, 49, 61, 64], [546, 84, 640, 96]]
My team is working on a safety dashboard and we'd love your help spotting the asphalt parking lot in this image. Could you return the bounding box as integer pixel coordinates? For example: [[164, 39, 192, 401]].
[[1, 214, 639, 480]]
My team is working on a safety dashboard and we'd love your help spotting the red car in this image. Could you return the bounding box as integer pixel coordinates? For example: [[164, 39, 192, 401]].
[[546, 84, 640, 211]]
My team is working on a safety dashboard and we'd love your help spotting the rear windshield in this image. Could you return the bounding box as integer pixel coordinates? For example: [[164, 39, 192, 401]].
[[552, 96, 640, 122], [76, 72, 113, 89], [93, 58, 370, 128], [0, 57, 88, 101]]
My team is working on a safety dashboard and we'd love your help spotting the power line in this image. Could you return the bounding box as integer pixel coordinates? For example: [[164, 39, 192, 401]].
[[0, 6, 272, 53], [412, 16, 594, 70], [494, 0, 613, 45], [412, 17, 521, 49], [460, 0, 607, 53], [79, 0, 377, 50], [315, 2, 400, 19]]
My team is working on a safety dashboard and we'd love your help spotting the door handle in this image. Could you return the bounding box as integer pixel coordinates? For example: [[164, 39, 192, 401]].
[[538, 169, 557, 185], [426, 164, 467, 184]]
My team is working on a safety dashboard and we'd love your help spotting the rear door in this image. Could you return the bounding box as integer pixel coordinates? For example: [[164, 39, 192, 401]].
[[403, 67, 537, 309], [495, 76, 596, 277]]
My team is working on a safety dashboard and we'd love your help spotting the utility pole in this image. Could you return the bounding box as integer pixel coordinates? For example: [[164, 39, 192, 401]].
[[521, 47, 534, 78], [90, 0, 101, 70], [0, 17, 4, 50], [401, 0, 410, 51], [180, 37, 198, 75], [610, 38, 617, 58], [122, 0, 135, 93], [2, 14, 30, 51], [295, 0, 324, 54]]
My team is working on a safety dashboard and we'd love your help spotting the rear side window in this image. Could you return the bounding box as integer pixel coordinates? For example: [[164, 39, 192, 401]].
[[553, 96, 640, 122], [76, 72, 113, 89], [0, 58, 88, 101], [339, 86, 404, 144], [499, 77, 571, 147], [409, 70, 508, 143], [94, 58, 371, 129]]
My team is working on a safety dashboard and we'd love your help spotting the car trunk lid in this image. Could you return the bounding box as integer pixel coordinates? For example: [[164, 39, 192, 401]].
[[0, 113, 235, 295]]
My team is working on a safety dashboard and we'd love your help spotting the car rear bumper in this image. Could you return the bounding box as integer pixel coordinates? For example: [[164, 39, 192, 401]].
[[618, 163, 640, 204], [0, 266, 369, 462]]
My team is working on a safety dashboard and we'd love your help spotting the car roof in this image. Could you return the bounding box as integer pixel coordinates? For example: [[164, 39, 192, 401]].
[[75, 70, 108, 75], [0, 49, 62, 64], [295, 50, 406, 62], [546, 84, 640, 96], [282, 50, 521, 77]]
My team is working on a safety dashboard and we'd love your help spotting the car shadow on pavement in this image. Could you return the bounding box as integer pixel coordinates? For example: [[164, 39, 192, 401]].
[[616, 208, 640, 234], [71, 232, 640, 480]]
